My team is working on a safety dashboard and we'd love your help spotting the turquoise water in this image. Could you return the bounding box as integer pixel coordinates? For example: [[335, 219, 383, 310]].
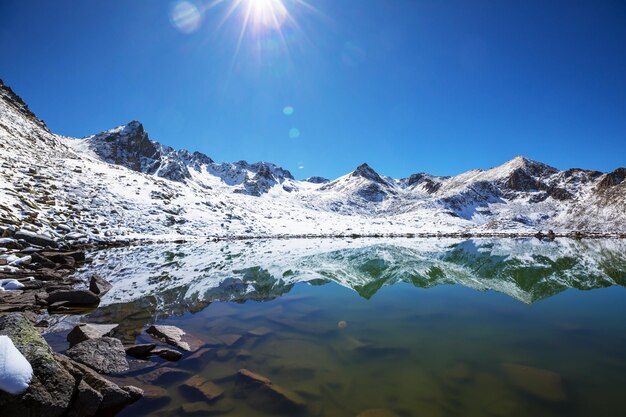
[[63, 239, 626, 417]]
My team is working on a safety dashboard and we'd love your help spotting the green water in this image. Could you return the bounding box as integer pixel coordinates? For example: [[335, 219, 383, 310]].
[[62, 239, 626, 417]]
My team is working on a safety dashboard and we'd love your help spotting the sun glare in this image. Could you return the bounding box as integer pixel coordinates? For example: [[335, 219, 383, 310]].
[[247, 0, 288, 29]]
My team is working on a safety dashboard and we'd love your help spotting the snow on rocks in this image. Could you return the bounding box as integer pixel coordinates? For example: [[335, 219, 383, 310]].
[[0, 335, 33, 395], [0, 279, 25, 291]]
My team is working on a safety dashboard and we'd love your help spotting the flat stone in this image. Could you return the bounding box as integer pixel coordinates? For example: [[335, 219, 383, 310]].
[[146, 325, 202, 351], [180, 375, 224, 402], [14, 230, 57, 248], [501, 363, 566, 402], [66, 337, 129, 374], [125, 343, 156, 358], [67, 323, 119, 348], [48, 289, 100, 307]]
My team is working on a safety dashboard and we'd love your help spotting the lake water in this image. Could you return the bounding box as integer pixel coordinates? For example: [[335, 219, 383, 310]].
[[50, 238, 626, 417]]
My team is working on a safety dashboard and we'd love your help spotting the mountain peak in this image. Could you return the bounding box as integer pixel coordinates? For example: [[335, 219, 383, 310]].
[[352, 163, 386, 184]]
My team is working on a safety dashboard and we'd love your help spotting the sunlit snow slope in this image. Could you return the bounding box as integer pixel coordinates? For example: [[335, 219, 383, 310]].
[[1, 80, 624, 241]]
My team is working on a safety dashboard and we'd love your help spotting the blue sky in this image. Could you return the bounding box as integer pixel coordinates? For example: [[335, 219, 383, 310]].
[[1, 0, 625, 179]]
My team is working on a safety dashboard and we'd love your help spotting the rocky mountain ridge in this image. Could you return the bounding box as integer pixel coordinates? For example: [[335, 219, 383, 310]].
[[1, 79, 625, 241]]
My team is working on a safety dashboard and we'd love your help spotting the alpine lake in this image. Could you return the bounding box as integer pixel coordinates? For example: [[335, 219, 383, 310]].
[[44, 238, 626, 417]]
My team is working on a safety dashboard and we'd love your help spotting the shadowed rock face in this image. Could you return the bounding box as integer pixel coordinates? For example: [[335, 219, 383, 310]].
[[597, 168, 626, 190], [0, 79, 49, 132]]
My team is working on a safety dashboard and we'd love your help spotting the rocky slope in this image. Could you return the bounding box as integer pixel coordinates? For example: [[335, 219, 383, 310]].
[[1, 79, 625, 242]]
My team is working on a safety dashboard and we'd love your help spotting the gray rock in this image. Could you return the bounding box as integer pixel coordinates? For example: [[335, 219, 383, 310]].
[[54, 353, 143, 413], [66, 337, 129, 374], [146, 324, 202, 351], [89, 275, 112, 296], [66, 380, 102, 417], [14, 230, 57, 248], [67, 323, 119, 348], [0, 313, 75, 417], [48, 289, 100, 307]]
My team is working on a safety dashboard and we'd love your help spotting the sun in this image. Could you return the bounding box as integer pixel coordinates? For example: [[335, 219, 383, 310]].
[[247, 0, 289, 30]]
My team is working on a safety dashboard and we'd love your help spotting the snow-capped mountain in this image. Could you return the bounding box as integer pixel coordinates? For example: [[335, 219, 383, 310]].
[[1, 79, 625, 241]]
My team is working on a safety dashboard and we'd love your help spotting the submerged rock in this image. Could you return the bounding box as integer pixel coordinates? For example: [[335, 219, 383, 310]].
[[179, 399, 235, 416], [66, 337, 129, 374], [236, 368, 306, 413], [501, 363, 566, 402], [180, 375, 224, 402], [66, 323, 119, 348]]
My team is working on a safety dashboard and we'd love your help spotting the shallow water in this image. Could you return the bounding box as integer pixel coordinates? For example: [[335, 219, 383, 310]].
[[54, 238, 626, 417]]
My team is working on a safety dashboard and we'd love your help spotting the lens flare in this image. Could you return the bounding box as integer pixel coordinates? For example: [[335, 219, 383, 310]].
[[170, 1, 202, 34], [289, 127, 300, 138]]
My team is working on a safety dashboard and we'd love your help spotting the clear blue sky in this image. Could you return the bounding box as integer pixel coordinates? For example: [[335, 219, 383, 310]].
[[1, 0, 625, 179]]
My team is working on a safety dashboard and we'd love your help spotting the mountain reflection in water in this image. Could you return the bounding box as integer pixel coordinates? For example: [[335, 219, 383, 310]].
[[78, 238, 626, 320]]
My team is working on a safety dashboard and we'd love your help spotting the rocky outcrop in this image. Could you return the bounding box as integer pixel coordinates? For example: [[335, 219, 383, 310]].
[[0, 313, 76, 417]]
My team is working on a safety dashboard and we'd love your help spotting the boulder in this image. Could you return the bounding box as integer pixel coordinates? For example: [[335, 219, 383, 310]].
[[14, 231, 57, 248], [66, 337, 129, 374], [180, 375, 224, 402], [236, 368, 305, 413], [47, 289, 100, 307], [67, 323, 119, 348], [0, 313, 75, 417], [146, 324, 202, 351], [89, 275, 112, 296]]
